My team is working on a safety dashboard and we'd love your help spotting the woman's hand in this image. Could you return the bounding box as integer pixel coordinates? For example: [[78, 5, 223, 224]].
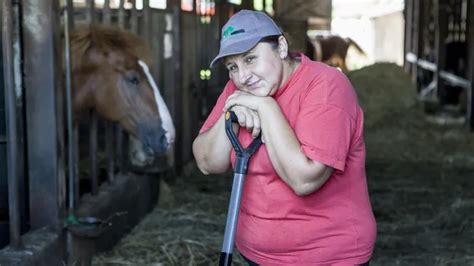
[[228, 105, 261, 138], [223, 91, 266, 112], [224, 91, 274, 139]]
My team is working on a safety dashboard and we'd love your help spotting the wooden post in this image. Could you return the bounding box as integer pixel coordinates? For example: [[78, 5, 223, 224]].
[[22, 0, 65, 229], [404, 0, 414, 73], [130, 0, 138, 33], [143, 0, 151, 43], [411, 0, 421, 83], [172, 0, 183, 171], [103, 0, 111, 25], [118, 0, 126, 29], [86, 0, 95, 24], [435, 0, 448, 105], [467, 0, 474, 129]]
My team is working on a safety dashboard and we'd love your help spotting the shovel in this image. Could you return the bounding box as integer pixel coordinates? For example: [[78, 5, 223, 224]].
[[219, 111, 263, 266]]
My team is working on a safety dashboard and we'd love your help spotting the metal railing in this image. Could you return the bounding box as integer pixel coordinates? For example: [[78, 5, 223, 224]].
[[406, 52, 470, 90]]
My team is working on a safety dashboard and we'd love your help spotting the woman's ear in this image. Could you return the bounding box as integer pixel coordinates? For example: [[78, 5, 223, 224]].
[[278, 36, 289, 59]]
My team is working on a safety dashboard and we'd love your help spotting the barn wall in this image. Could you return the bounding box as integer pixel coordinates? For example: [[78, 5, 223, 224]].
[[373, 11, 405, 65], [181, 12, 200, 166]]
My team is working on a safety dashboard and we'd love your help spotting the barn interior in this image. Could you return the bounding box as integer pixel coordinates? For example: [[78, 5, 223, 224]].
[[1, 0, 474, 265]]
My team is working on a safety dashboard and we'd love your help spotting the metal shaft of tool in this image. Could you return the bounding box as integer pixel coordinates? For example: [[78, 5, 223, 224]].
[[220, 172, 246, 258]]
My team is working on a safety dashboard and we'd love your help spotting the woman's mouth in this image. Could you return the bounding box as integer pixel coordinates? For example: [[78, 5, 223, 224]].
[[247, 80, 260, 90]]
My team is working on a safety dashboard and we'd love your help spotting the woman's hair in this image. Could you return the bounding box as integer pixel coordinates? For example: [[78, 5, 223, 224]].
[[259, 35, 295, 61], [259, 35, 281, 49]]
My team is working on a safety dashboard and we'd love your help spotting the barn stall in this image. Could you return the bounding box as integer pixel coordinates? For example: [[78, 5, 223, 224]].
[[1, 0, 474, 265], [0, 0, 214, 264]]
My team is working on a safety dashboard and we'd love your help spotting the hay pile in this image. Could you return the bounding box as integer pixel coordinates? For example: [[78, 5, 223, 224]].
[[348, 63, 474, 166], [348, 62, 418, 128], [92, 168, 247, 265], [349, 63, 474, 265]]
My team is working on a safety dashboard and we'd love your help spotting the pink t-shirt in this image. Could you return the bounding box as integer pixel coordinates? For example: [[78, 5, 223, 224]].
[[200, 54, 376, 265]]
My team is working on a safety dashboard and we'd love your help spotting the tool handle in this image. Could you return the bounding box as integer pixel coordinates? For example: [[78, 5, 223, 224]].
[[220, 111, 263, 266], [225, 111, 262, 164], [225, 111, 243, 153]]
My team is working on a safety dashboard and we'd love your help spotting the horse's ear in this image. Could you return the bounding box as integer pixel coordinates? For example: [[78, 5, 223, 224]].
[[84, 46, 109, 65]]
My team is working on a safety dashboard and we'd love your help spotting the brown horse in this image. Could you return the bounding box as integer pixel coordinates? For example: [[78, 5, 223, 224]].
[[307, 35, 365, 72], [70, 25, 174, 157]]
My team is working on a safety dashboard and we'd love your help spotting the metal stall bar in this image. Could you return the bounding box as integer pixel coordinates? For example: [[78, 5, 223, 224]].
[[105, 122, 115, 181], [101, 0, 116, 183], [89, 111, 99, 195], [116, 0, 126, 171], [85, 0, 99, 195], [2, 0, 22, 248], [66, 0, 81, 206], [22, 0, 65, 229], [64, 4, 76, 213], [468, 0, 474, 129]]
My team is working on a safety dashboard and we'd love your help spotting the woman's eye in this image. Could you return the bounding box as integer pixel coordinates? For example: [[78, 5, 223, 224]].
[[228, 65, 237, 72], [245, 56, 255, 63]]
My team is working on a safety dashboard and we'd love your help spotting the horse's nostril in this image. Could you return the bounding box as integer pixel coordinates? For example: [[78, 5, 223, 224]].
[[145, 146, 154, 157], [138, 123, 169, 155]]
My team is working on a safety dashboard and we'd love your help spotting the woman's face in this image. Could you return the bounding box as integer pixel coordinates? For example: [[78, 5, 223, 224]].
[[224, 39, 287, 97]]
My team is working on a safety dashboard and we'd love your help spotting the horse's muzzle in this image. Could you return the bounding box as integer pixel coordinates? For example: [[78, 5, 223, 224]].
[[137, 122, 169, 156]]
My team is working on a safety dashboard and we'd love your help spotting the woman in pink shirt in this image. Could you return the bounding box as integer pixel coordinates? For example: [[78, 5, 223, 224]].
[[193, 9, 376, 266]]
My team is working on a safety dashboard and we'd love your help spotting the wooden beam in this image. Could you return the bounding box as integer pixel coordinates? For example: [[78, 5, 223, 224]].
[[404, 0, 414, 72], [467, 0, 474, 129], [411, 0, 421, 83], [434, 0, 448, 104]]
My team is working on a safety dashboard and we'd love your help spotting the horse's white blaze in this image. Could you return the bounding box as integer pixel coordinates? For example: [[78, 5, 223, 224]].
[[138, 60, 176, 150]]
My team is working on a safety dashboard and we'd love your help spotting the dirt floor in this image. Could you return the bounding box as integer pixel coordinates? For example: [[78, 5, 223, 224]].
[[92, 63, 474, 265]]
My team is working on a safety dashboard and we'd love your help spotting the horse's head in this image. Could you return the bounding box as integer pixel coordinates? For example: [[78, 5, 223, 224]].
[[70, 25, 172, 155]]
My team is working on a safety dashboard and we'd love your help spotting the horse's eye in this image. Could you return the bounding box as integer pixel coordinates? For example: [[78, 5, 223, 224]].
[[125, 71, 140, 85]]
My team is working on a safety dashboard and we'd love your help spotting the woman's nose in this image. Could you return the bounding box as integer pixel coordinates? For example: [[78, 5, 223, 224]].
[[238, 67, 252, 84]]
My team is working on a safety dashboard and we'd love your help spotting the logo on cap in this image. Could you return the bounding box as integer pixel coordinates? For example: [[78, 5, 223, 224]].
[[222, 26, 246, 40]]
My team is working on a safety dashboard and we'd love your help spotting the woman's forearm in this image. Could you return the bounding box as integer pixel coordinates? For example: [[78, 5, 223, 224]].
[[258, 98, 333, 195], [192, 114, 233, 174]]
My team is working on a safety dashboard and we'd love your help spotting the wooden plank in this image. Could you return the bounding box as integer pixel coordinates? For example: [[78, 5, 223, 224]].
[[435, 0, 448, 104], [130, 0, 138, 33], [411, 0, 421, 83], [118, 0, 126, 29], [86, 0, 95, 24], [103, 0, 111, 25], [404, 0, 414, 72], [467, 0, 474, 128], [143, 0, 151, 43], [172, 2, 183, 170]]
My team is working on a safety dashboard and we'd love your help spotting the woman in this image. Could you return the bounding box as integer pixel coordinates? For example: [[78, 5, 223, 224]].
[[192, 10, 376, 265]]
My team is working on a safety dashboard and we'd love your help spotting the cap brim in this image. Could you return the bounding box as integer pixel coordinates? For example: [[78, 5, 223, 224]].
[[210, 36, 262, 68]]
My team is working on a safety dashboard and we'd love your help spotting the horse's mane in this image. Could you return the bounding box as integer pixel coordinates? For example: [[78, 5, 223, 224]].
[[70, 25, 152, 70]]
